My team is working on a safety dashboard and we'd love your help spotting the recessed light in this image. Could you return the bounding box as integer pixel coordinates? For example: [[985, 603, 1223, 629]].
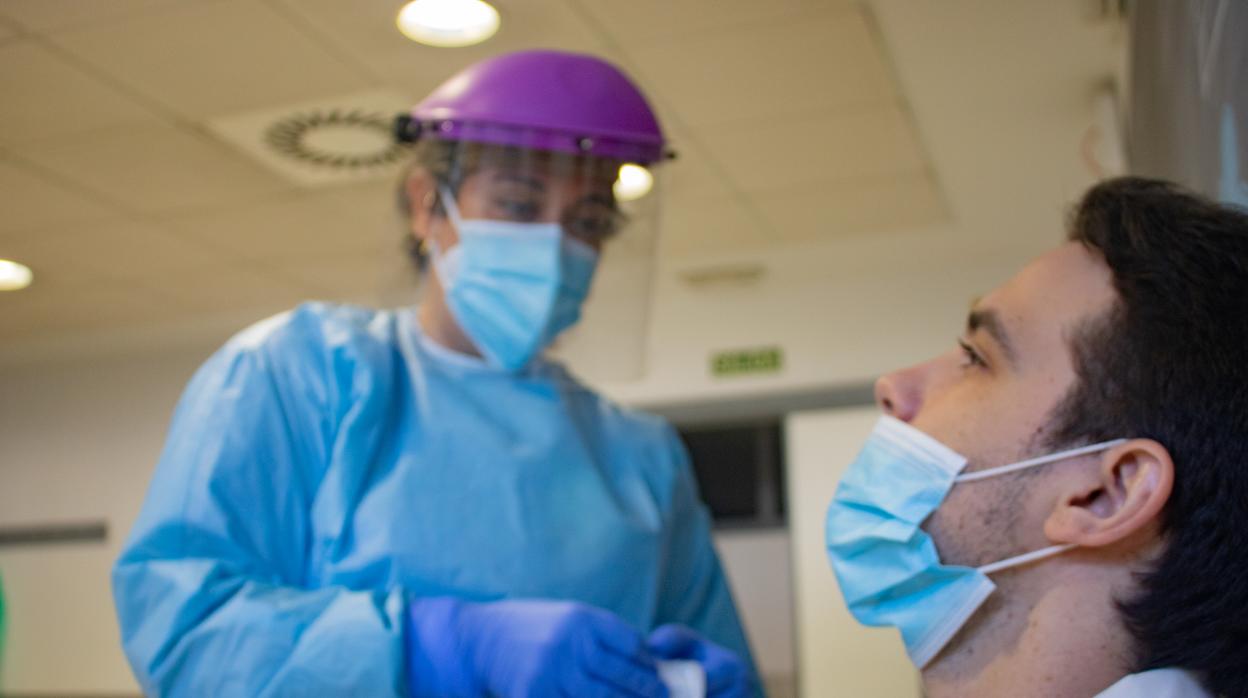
[[396, 0, 500, 48], [0, 259, 33, 291], [614, 163, 654, 202]]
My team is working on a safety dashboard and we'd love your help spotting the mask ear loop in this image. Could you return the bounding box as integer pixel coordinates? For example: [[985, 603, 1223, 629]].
[[958, 437, 1129, 575], [978, 543, 1077, 575], [437, 185, 464, 229], [954, 439, 1128, 483], [428, 185, 466, 286]]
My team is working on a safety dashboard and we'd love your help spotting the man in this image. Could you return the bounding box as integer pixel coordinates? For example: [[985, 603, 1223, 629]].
[[827, 177, 1248, 697]]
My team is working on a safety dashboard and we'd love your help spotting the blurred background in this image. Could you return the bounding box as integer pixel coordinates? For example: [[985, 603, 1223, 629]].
[[0, 0, 1242, 695]]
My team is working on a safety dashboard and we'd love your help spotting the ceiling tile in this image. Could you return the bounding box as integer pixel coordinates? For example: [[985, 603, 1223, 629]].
[[160, 181, 397, 262], [0, 277, 184, 343], [0, 159, 118, 235], [13, 121, 296, 214], [146, 265, 313, 316], [267, 251, 403, 306], [664, 156, 732, 201], [0, 40, 162, 146], [275, 0, 618, 96], [0, 226, 110, 287], [754, 173, 949, 245], [626, 7, 897, 129], [660, 194, 770, 258], [0, 0, 185, 33], [699, 105, 928, 194], [660, 121, 736, 200], [4, 219, 235, 288], [0, 19, 20, 42], [571, 0, 854, 42], [47, 0, 369, 119]]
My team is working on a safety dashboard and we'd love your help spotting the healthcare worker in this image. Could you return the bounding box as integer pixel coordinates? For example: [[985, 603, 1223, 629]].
[[112, 50, 757, 697]]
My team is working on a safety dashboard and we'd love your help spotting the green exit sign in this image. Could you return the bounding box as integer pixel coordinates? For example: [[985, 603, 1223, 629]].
[[711, 347, 783, 377]]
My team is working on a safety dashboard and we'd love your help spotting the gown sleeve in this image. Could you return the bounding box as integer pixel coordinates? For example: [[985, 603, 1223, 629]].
[[111, 306, 408, 697], [653, 424, 761, 686]]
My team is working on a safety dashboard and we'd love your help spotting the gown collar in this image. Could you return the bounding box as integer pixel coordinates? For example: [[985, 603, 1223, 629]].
[[404, 309, 548, 377]]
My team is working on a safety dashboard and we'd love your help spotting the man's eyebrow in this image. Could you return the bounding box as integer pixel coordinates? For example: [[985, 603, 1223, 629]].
[[966, 308, 1018, 365]]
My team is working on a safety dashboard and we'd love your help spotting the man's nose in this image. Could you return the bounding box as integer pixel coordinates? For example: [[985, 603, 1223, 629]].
[[874, 365, 923, 423]]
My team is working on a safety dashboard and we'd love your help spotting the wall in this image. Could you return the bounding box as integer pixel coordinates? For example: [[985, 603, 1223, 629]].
[[0, 346, 210, 695], [605, 226, 1029, 405]]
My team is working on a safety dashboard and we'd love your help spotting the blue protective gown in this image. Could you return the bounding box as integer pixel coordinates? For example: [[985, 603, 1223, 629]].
[[113, 302, 755, 696]]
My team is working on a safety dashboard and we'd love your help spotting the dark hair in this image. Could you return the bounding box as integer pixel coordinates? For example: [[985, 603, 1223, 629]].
[[394, 139, 463, 271], [1046, 177, 1248, 696]]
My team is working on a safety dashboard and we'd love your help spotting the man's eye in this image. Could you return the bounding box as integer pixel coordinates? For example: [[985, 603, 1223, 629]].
[[957, 338, 987, 368]]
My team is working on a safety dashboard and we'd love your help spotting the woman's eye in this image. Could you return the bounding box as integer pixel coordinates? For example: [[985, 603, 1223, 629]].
[[494, 199, 540, 221], [957, 338, 987, 369], [567, 216, 617, 241], [563, 201, 626, 242]]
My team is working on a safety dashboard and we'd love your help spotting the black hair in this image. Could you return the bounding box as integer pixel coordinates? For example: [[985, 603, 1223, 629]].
[[1046, 177, 1248, 696], [394, 139, 465, 271]]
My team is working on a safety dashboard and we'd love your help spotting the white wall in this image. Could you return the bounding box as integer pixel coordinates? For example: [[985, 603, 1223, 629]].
[[604, 227, 1027, 405], [0, 346, 211, 695]]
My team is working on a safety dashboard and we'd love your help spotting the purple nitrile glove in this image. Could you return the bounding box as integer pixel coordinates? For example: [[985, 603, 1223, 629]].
[[646, 624, 753, 698], [406, 597, 670, 698]]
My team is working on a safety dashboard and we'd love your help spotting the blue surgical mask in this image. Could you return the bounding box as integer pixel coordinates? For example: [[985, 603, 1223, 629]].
[[825, 416, 1126, 668], [431, 186, 599, 371]]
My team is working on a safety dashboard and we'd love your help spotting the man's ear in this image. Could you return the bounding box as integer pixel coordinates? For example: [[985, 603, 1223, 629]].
[[1043, 439, 1174, 547], [405, 169, 438, 242]]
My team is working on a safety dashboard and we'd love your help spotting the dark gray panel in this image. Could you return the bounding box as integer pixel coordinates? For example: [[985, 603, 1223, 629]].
[[1130, 0, 1248, 207], [0, 521, 108, 548]]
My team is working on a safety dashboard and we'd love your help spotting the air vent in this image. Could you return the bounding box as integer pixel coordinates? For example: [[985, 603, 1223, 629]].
[[208, 90, 412, 187]]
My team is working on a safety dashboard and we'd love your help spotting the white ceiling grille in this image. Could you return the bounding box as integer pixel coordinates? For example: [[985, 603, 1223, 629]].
[[207, 89, 412, 187]]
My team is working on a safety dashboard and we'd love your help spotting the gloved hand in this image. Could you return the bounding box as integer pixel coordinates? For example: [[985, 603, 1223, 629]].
[[406, 597, 670, 698], [646, 624, 752, 698]]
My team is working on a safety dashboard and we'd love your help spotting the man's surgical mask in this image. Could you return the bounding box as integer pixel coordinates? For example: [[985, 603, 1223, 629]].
[[824, 416, 1126, 668], [431, 186, 598, 371]]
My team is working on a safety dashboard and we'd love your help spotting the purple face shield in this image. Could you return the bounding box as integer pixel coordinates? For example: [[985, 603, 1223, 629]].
[[397, 49, 668, 165]]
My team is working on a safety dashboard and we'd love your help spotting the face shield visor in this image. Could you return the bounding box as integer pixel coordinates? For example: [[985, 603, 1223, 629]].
[[385, 50, 669, 381], [396, 132, 664, 382]]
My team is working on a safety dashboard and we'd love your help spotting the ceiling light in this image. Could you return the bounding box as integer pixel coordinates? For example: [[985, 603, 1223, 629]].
[[0, 259, 33, 291], [614, 163, 654, 202], [396, 0, 500, 48]]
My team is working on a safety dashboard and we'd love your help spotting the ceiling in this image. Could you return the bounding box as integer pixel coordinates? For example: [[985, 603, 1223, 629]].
[[0, 0, 947, 350], [0, 0, 1121, 359]]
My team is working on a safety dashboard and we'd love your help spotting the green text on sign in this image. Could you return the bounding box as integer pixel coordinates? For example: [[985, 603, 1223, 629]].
[[711, 347, 783, 377]]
